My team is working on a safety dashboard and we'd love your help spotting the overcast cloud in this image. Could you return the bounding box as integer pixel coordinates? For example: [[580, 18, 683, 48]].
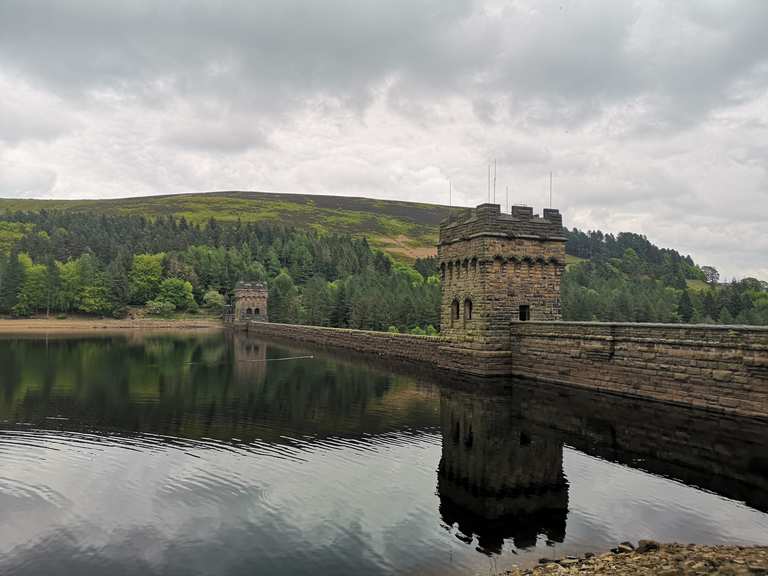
[[0, 0, 766, 278]]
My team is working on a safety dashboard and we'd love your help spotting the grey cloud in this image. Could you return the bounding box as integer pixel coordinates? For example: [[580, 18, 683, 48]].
[[0, 163, 57, 196], [0, 0, 471, 111], [0, 0, 766, 278], [162, 116, 269, 153], [0, 104, 78, 144], [2, 1, 767, 127], [0, 73, 80, 143]]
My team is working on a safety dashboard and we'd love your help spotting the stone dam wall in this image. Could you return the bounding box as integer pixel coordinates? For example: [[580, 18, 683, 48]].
[[509, 322, 768, 418], [241, 320, 768, 419], [241, 321, 449, 365]]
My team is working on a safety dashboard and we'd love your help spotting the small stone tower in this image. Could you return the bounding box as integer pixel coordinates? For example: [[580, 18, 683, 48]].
[[437, 203, 566, 355], [233, 281, 268, 322]]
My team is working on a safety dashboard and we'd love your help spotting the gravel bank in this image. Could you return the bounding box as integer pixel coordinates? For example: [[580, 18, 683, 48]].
[[503, 543, 768, 575]]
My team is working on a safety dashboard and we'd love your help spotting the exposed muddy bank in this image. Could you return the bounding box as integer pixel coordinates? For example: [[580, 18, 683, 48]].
[[0, 317, 223, 333]]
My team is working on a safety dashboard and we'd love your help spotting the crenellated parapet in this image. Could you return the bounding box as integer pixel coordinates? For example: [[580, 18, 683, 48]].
[[439, 203, 565, 246]]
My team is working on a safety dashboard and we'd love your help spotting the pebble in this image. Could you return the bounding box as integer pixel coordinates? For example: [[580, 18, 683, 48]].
[[500, 543, 768, 576]]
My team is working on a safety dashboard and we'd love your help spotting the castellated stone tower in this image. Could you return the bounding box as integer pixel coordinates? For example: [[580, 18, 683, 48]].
[[233, 281, 268, 322], [437, 203, 566, 372]]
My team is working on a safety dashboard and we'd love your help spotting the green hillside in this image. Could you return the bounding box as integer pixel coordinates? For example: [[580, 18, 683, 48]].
[[0, 190, 765, 326], [0, 191, 450, 261]]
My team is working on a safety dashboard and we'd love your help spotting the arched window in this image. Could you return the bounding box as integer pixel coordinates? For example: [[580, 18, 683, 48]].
[[246, 308, 253, 316], [464, 298, 473, 324], [451, 300, 460, 327], [255, 308, 260, 316]]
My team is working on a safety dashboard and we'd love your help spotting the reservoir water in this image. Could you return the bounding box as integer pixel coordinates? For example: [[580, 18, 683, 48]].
[[1, 330, 767, 575]]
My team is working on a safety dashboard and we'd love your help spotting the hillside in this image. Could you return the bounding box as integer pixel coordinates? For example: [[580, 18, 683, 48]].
[[0, 190, 765, 326], [0, 191, 449, 261]]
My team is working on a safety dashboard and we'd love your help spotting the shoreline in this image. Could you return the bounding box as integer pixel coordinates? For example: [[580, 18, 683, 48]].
[[505, 542, 768, 575], [0, 317, 224, 333]]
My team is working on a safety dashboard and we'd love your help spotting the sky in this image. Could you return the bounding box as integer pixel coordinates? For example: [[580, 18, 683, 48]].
[[0, 0, 766, 279]]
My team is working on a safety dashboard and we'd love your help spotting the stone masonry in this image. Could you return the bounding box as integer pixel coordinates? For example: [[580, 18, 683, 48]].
[[242, 201, 768, 419], [233, 281, 268, 322], [437, 203, 566, 375], [509, 321, 768, 418]]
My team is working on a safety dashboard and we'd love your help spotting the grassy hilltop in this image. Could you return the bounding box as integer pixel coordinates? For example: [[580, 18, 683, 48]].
[[0, 191, 450, 262]]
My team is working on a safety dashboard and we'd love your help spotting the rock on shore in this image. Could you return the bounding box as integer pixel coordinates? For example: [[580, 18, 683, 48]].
[[502, 543, 768, 575]]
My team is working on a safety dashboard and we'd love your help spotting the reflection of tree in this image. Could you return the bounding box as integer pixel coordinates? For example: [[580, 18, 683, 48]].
[[0, 333, 439, 444], [437, 388, 568, 555]]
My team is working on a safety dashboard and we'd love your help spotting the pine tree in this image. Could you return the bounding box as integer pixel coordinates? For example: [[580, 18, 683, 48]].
[[106, 250, 132, 315], [330, 280, 349, 327], [718, 306, 734, 325], [677, 290, 694, 323], [0, 252, 23, 313]]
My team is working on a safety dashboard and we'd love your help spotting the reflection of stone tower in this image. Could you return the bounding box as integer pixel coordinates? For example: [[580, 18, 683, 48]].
[[437, 388, 568, 554], [234, 281, 268, 322], [232, 333, 267, 384], [437, 204, 566, 373]]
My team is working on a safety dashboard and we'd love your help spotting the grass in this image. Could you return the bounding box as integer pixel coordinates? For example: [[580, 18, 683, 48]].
[[686, 279, 710, 292], [566, 254, 587, 269], [0, 191, 448, 262]]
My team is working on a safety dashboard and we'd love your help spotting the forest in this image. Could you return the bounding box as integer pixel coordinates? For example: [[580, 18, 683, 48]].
[[562, 229, 768, 325], [0, 210, 765, 329], [0, 211, 441, 333]]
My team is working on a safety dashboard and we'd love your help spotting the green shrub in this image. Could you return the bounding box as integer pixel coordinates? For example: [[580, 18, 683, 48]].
[[146, 299, 175, 317], [158, 278, 196, 310], [203, 289, 226, 312]]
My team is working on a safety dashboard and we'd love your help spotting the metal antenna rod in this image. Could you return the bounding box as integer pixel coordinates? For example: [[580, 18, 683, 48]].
[[549, 171, 553, 208], [493, 159, 497, 204], [487, 161, 491, 203]]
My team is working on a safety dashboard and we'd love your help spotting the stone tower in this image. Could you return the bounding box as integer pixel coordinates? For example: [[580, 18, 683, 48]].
[[437, 203, 566, 370], [233, 281, 268, 322]]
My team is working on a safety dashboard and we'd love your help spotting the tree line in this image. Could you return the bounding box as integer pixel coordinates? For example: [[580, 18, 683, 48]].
[[0, 209, 765, 328], [0, 211, 440, 332], [562, 230, 768, 325]]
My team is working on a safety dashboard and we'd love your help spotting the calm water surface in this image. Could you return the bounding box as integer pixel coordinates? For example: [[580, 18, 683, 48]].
[[1, 331, 767, 575]]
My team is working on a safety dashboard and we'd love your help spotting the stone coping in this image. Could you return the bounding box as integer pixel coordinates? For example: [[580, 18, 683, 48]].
[[246, 321, 449, 341], [247, 320, 768, 334], [512, 320, 768, 332]]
